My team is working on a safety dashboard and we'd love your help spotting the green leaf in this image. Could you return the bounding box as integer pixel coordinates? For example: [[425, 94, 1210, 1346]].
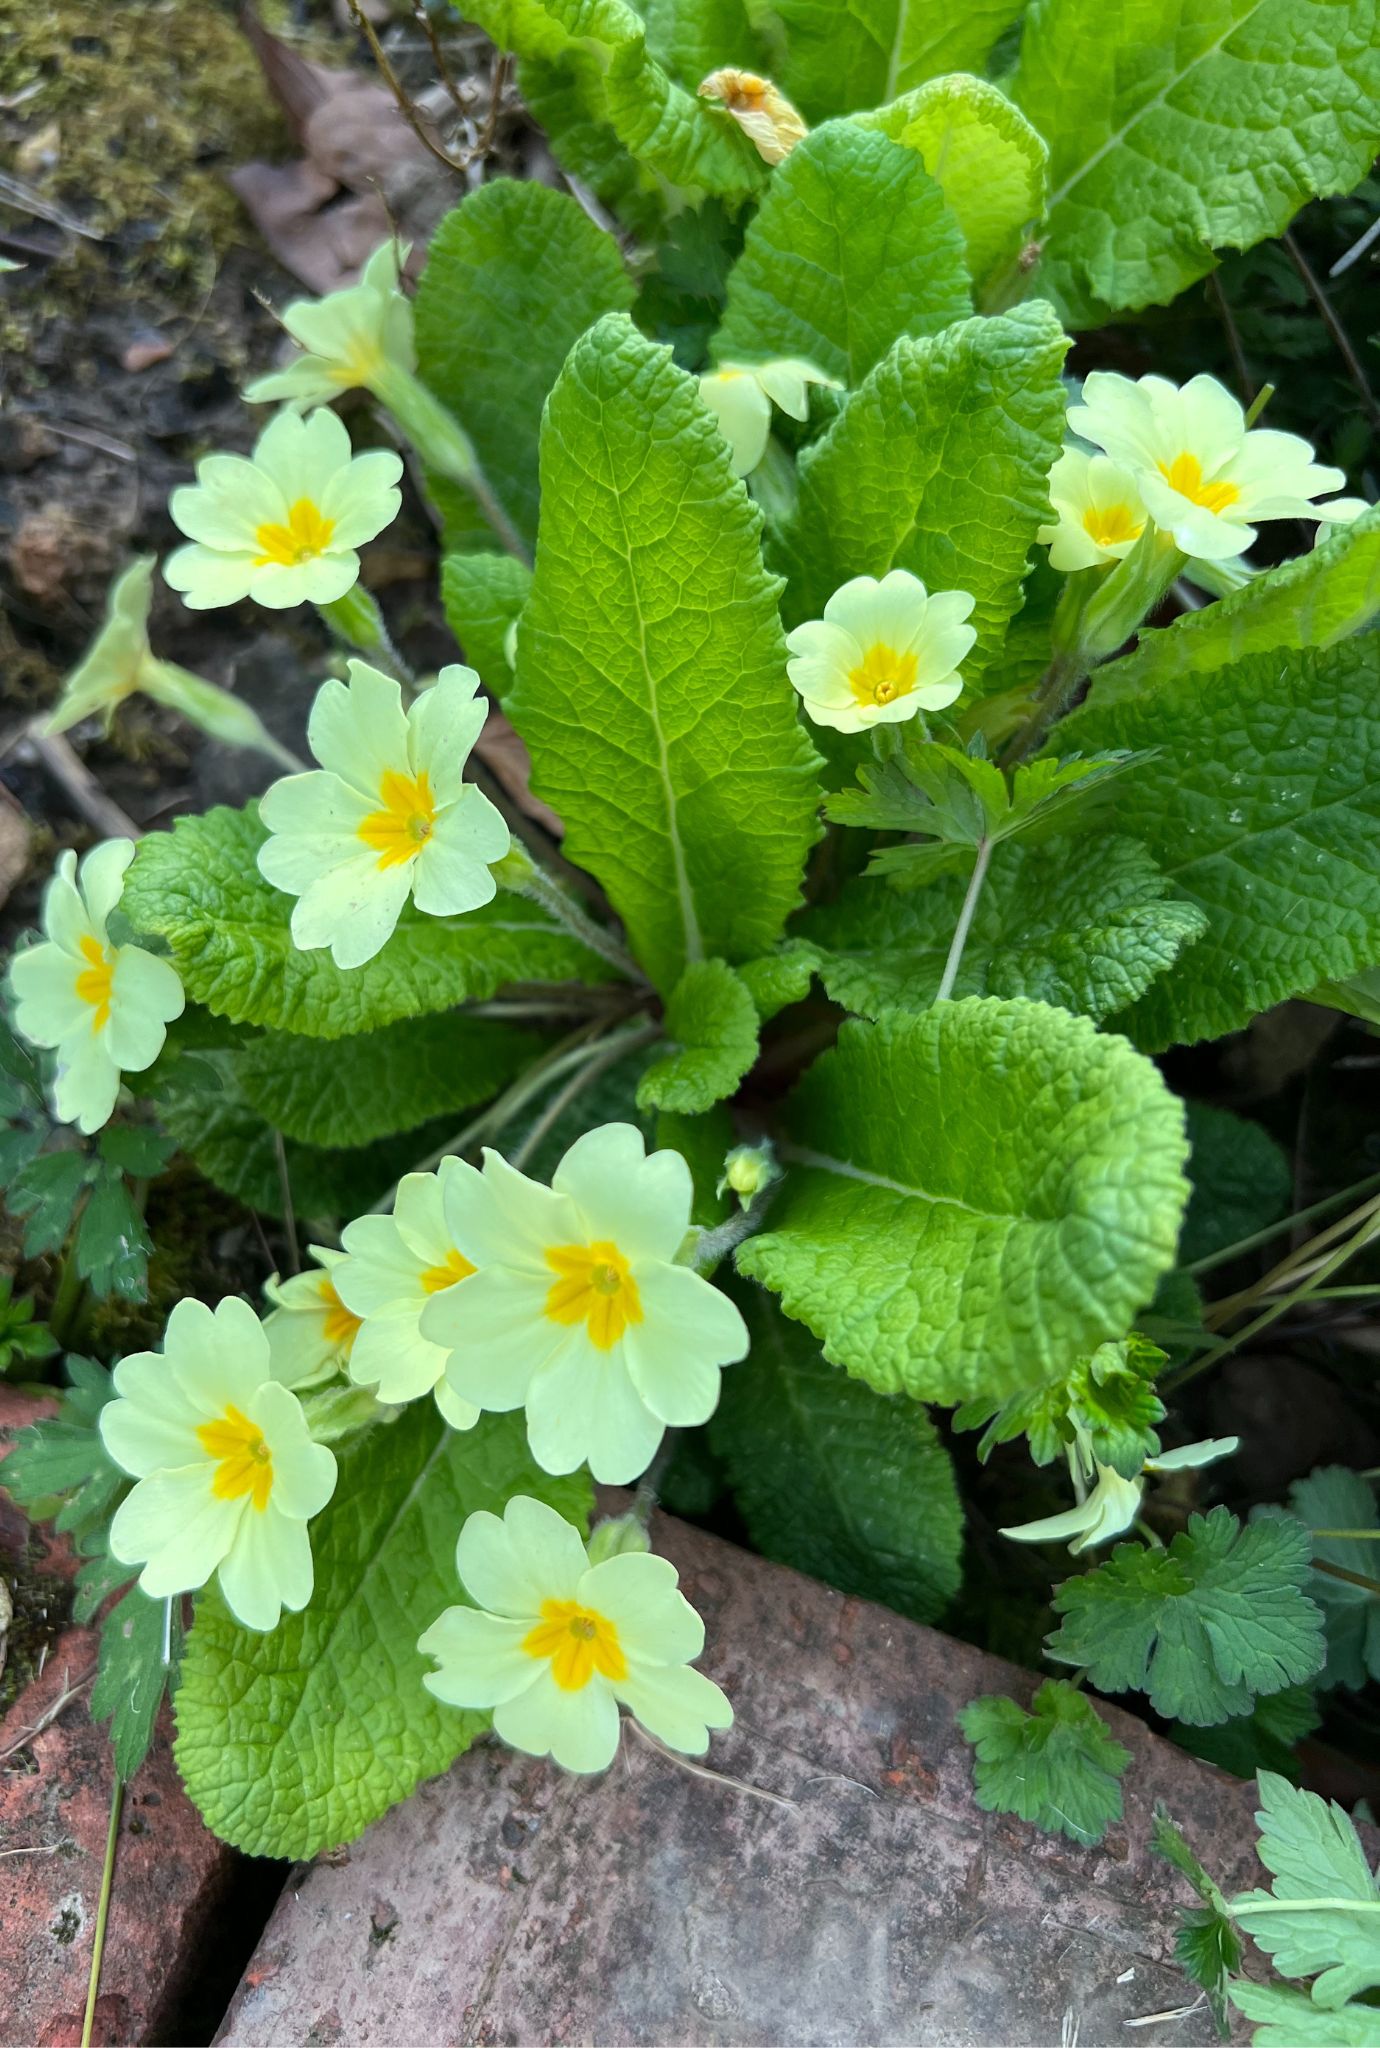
[[736, 942, 817, 1022], [1047, 1509, 1327, 1725], [8, 1149, 90, 1258], [956, 1333, 1167, 1479], [781, 303, 1070, 694], [1176, 1685, 1321, 1786], [2, 1357, 123, 1545], [773, 0, 1025, 122], [637, 960, 759, 1113], [511, 313, 822, 992], [737, 999, 1189, 1404], [174, 1408, 591, 1858], [1150, 1804, 1242, 2036], [121, 804, 611, 1039], [1229, 1771, 1380, 2009], [800, 837, 1205, 1022], [864, 76, 1048, 292], [97, 1125, 176, 1178], [959, 1680, 1130, 1845], [75, 1168, 152, 1302], [440, 552, 531, 698], [642, 0, 764, 85], [416, 183, 634, 553], [1180, 1103, 1294, 1268], [1280, 1467, 1380, 1692], [1086, 506, 1380, 711], [1065, 640, 1380, 1051], [711, 1284, 963, 1622], [655, 1105, 734, 1227], [91, 1585, 181, 1782], [1228, 1982, 1380, 2046], [236, 1014, 540, 1151], [1011, 0, 1380, 328], [713, 122, 970, 385]]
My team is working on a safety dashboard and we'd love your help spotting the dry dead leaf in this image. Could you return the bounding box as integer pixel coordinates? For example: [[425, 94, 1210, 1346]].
[[473, 708, 565, 839]]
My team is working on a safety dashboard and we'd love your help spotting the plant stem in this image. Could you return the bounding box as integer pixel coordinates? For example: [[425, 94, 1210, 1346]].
[[316, 589, 414, 683], [691, 1184, 779, 1272], [48, 1235, 85, 1349], [1229, 1896, 1380, 1919], [508, 1025, 660, 1172], [1309, 1529, 1380, 1540], [935, 837, 992, 1001], [496, 849, 645, 983], [81, 1778, 123, 2048], [1182, 1170, 1380, 1276], [1313, 1558, 1380, 1597], [1203, 1187, 1380, 1329]]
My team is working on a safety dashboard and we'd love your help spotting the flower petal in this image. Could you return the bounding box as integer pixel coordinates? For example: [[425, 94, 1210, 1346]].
[[417, 1607, 535, 1705], [455, 1495, 587, 1615], [614, 1659, 732, 1753], [217, 1505, 313, 1630], [493, 1665, 622, 1773], [622, 1262, 745, 1425], [525, 1338, 665, 1483], [110, 1466, 241, 1593], [552, 1123, 692, 1264], [576, 1552, 703, 1664]]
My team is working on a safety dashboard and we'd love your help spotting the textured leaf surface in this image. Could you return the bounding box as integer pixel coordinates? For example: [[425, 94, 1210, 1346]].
[[1089, 506, 1380, 709], [636, 959, 759, 1113], [957, 1333, 1167, 1479], [416, 182, 634, 552], [642, 0, 763, 85], [960, 1680, 1130, 1844], [511, 314, 822, 991], [121, 805, 610, 1039], [1047, 1509, 1326, 1724], [92, 1585, 180, 1782], [782, 303, 1069, 694], [1230, 1771, 1380, 2008], [711, 1284, 963, 1621], [1065, 641, 1380, 1050], [1150, 1805, 1242, 2034], [1011, 0, 1380, 327], [237, 1015, 539, 1150], [736, 1000, 1189, 1404], [440, 552, 531, 698], [175, 1409, 590, 1858], [1180, 1102, 1292, 1267], [714, 122, 970, 384], [801, 837, 1205, 1022], [1229, 1982, 1380, 2046], [773, 0, 1025, 122]]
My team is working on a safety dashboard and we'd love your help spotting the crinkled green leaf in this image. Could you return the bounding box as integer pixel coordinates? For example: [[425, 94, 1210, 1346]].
[[781, 304, 1070, 695], [518, 56, 669, 238], [121, 805, 610, 1040], [711, 1283, 963, 1622], [959, 1679, 1130, 1844], [736, 942, 817, 1022], [1150, 1804, 1241, 2035], [174, 1408, 590, 1858], [1229, 1981, 1380, 2046], [1229, 1771, 1380, 2009], [737, 999, 1189, 1403], [1010, 0, 1380, 327], [1180, 1103, 1293, 1268], [416, 183, 634, 552], [1088, 506, 1380, 710], [655, 1105, 734, 1227], [440, 552, 531, 699], [1065, 641, 1380, 1051], [956, 1333, 1167, 1478], [637, 959, 759, 1113], [714, 122, 970, 384], [1047, 1509, 1326, 1725], [773, 0, 1025, 122], [236, 1015, 540, 1151], [511, 314, 822, 992], [92, 1584, 181, 1783], [642, 0, 764, 84], [1281, 1467, 1380, 1692], [801, 837, 1204, 1022]]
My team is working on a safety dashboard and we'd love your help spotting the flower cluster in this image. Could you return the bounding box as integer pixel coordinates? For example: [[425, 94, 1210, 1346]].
[[1000, 1434, 1239, 1555]]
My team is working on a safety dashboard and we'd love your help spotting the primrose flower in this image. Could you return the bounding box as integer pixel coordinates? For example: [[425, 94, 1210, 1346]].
[[785, 568, 976, 733], [263, 1246, 362, 1389], [698, 69, 807, 165], [419, 1494, 733, 1773], [99, 1296, 337, 1632], [420, 1123, 749, 1484], [1037, 448, 1150, 572], [245, 241, 415, 411], [1001, 1436, 1239, 1555], [257, 660, 509, 969], [699, 358, 840, 477], [8, 840, 184, 1135], [335, 1161, 481, 1429], [1068, 372, 1350, 562], [47, 557, 156, 733], [164, 407, 402, 611]]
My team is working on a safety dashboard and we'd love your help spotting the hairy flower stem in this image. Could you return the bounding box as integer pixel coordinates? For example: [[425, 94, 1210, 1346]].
[[691, 1184, 779, 1272], [316, 588, 414, 684], [935, 837, 993, 1001], [494, 845, 645, 984]]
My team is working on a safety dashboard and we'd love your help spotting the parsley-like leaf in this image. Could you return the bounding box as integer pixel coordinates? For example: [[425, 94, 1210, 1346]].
[[1228, 1772, 1380, 2010], [956, 1335, 1167, 1478], [2, 1356, 125, 1549], [959, 1680, 1130, 1845]]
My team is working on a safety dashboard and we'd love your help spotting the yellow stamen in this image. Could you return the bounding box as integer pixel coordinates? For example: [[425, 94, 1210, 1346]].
[[1159, 452, 1240, 514], [358, 768, 438, 870], [319, 1276, 362, 1353], [543, 1240, 642, 1351], [74, 932, 115, 1033], [197, 1403, 275, 1512], [420, 1247, 476, 1294], [848, 642, 919, 709], [522, 1598, 628, 1690], [253, 497, 337, 568], [1082, 502, 1145, 549]]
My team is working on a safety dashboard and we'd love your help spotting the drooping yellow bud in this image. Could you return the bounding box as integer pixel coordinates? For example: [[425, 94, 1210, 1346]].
[[698, 68, 807, 166]]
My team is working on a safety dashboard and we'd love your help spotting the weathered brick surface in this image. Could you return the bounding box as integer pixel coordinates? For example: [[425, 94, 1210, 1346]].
[[217, 1508, 1273, 2048], [1, 1386, 238, 2048]]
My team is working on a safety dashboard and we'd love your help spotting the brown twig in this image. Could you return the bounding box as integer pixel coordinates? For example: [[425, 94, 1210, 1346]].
[[411, 0, 467, 115], [0, 1664, 97, 1765], [25, 728, 140, 841], [346, 0, 464, 174], [1283, 230, 1380, 435]]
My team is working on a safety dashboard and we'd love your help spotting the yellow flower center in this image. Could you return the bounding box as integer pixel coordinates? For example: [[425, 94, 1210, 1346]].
[[319, 1275, 362, 1353], [197, 1403, 275, 1512], [74, 933, 115, 1032], [522, 1598, 628, 1691], [848, 642, 919, 708], [1082, 502, 1145, 550], [253, 497, 337, 568], [357, 768, 438, 870], [544, 1240, 643, 1352], [1159, 452, 1240, 515], [420, 1247, 476, 1293]]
